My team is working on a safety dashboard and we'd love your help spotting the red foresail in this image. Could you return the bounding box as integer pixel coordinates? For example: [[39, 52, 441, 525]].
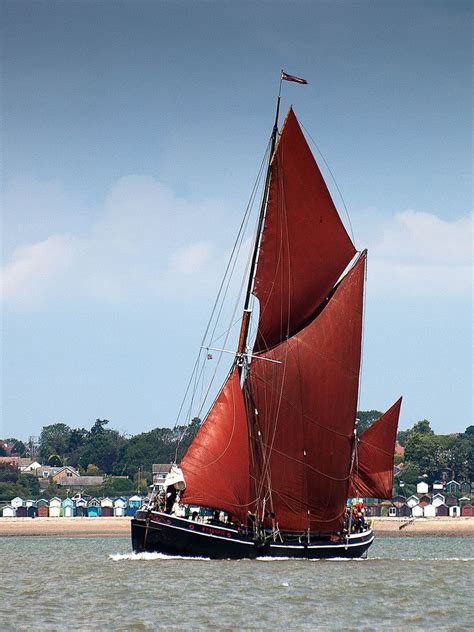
[[349, 398, 402, 499], [247, 252, 366, 532], [179, 368, 250, 523], [252, 108, 356, 352]]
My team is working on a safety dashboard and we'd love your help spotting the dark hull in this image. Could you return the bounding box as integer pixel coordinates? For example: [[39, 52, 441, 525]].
[[131, 510, 374, 560]]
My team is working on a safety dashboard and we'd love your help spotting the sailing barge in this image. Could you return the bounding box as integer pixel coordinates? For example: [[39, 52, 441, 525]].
[[132, 78, 401, 559]]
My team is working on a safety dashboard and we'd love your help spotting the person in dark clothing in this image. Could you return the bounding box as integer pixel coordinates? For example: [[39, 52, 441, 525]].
[[165, 487, 177, 514]]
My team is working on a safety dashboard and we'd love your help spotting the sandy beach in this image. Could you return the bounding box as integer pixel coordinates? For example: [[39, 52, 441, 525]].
[[0, 516, 473, 538]]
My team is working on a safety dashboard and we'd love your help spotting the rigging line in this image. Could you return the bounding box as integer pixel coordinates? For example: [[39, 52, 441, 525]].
[[196, 143, 271, 420], [211, 317, 242, 345], [173, 140, 270, 431], [262, 443, 351, 482], [251, 372, 353, 439], [300, 120, 356, 247]]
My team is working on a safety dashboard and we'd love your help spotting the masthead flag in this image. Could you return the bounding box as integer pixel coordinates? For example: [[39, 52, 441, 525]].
[[281, 71, 308, 85]]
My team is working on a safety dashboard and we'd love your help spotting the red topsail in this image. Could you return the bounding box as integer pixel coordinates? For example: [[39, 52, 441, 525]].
[[252, 108, 356, 352], [349, 398, 402, 500]]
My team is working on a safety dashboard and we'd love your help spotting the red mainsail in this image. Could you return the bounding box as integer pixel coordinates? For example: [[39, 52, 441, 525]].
[[247, 252, 366, 532], [252, 108, 356, 352], [180, 368, 250, 523], [349, 398, 402, 499]]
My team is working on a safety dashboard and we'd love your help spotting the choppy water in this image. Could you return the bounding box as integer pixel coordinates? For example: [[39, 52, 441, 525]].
[[0, 536, 472, 630]]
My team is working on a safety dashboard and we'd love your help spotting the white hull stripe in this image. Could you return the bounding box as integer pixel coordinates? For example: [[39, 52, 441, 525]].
[[270, 536, 375, 550]]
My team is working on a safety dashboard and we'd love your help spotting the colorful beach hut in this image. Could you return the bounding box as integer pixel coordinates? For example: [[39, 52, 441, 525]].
[[49, 497, 62, 517], [87, 498, 101, 517], [75, 497, 88, 517], [126, 495, 143, 516], [101, 497, 114, 517], [37, 499, 49, 517], [62, 498, 75, 517], [461, 504, 474, 517], [114, 497, 127, 517], [27, 503, 38, 518]]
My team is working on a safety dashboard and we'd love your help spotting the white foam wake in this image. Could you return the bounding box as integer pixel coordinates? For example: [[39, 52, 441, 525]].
[[109, 552, 210, 561]]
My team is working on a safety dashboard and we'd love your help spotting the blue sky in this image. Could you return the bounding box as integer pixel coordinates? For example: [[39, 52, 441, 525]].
[[1, 0, 472, 439]]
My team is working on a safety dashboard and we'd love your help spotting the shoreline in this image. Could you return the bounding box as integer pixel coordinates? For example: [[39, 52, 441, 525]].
[[0, 516, 473, 538]]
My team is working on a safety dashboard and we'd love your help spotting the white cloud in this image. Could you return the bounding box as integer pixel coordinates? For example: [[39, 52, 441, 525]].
[[2, 174, 471, 310], [171, 241, 214, 274], [1, 235, 78, 307], [1, 176, 239, 308], [362, 209, 472, 295]]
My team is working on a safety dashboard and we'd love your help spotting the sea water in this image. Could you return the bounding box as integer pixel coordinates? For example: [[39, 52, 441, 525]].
[[0, 536, 472, 630]]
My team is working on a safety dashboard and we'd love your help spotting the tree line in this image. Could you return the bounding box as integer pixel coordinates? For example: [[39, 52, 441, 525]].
[[1, 413, 472, 501]]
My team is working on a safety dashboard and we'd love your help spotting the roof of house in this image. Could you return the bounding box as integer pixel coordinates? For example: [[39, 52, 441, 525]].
[[394, 441, 405, 456], [152, 463, 172, 474], [58, 476, 104, 486]]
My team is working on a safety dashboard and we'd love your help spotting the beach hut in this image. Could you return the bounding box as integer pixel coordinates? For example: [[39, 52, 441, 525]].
[[432, 493, 445, 508], [126, 495, 143, 516], [11, 497, 24, 509], [2, 505, 16, 517], [87, 498, 101, 517], [61, 498, 75, 517], [399, 504, 411, 517], [416, 481, 429, 495], [101, 497, 114, 517], [75, 497, 88, 517], [436, 503, 449, 517], [419, 494, 431, 507], [27, 504, 38, 518], [460, 481, 470, 494], [433, 481, 444, 491], [37, 499, 49, 517], [412, 505, 424, 518], [406, 495, 419, 509], [461, 504, 474, 517], [445, 480, 460, 494], [446, 495, 458, 507], [114, 497, 127, 517], [449, 506, 460, 517], [423, 504, 436, 518], [49, 497, 62, 517], [16, 506, 28, 517]]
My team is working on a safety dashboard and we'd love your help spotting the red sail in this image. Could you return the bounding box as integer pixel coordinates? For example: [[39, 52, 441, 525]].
[[349, 398, 402, 499], [180, 368, 250, 523], [247, 252, 366, 532], [253, 108, 356, 352]]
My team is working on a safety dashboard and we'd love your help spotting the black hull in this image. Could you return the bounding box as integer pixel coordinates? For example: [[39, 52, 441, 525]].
[[131, 511, 374, 560]]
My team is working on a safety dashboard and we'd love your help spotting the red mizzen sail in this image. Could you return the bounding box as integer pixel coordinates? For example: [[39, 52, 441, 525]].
[[247, 252, 366, 532], [252, 108, 356, 352], [349, 398, 402, 500], [180, 368, 250, 523]]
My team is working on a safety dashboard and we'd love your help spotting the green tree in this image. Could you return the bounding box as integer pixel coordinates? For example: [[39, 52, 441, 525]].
[[10, 439, 27, 456], [412, 419, 434, 435], [356, 410, 383, 433], [78, 420, 126, 474], [48, 454, 63, 467], [39, 423, 72, 461]]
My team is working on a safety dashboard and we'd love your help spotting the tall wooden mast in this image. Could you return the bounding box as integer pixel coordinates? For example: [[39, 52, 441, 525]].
[[236, 93, 281, 363]]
